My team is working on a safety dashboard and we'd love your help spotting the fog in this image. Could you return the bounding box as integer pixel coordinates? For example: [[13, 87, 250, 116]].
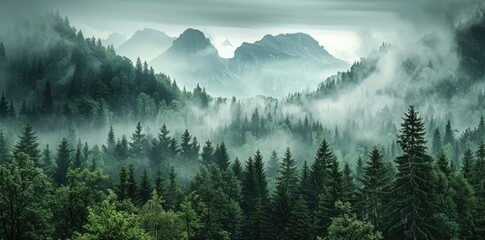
[[1, 0, 485, 182]]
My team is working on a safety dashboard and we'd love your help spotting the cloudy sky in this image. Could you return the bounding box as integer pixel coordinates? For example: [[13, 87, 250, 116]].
[[1, 0, 481, 61]]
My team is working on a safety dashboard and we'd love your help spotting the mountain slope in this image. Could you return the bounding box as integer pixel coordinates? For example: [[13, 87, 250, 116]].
[[117, 28, 175, 62], [150, 28, 244, 97], [229, 33, 349, 97]]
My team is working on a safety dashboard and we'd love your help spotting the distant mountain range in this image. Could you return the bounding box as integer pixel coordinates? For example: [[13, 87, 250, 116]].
[[145, 29, 349, 97], [116, 28, 175, 62]]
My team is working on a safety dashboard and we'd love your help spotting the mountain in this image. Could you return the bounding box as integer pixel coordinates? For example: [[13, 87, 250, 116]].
[[151, 30, 348, 97], [150, 28, 244, 97], [220, 39, 233, 48], [117, 28, 175, 62], [101, 32, 127, 48], [229, 33, 349, 97]]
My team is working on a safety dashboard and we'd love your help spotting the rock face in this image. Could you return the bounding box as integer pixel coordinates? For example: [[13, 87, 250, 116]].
[[151, 29, 349, 97], [117, 28, 175, 62]]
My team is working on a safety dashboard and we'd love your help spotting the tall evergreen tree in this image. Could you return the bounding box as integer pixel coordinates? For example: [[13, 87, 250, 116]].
[[154, 169, 165, 197], [277, 147, 299, 200], [166, 166, 181, 210], [232, 157, 243, 180], [432, 128, 442, 155], [118, 166, 128, 200], [201, 140, 214, 165], [271, 147, 298, 239], [308, 139, 335, 210], [443, 120, 455, 147], [180, 129, 192, 162], [0, 92, 8, 119], [42, 80, 54, 114], [386, 106, 435, 239], [42, 144, 53, 176], [360, 147, 391, 232], [127, 164, 137, 200], [461, 148, 474, 179], [287, 197, 312, 240], [342, 163, 356, 204], [129, 122, 145, 160], [266, 150, 280, 180], [214, 142, 230, 170], [54, 138, 71, 185], [138, 169, 151, 205], [106, 125, 116, 153], [72, 139, 83, 169], [355, 156, 364, 188], [436, 151, 451, 177], [12, 123, 41, 165], [0, 132, 9, 163]]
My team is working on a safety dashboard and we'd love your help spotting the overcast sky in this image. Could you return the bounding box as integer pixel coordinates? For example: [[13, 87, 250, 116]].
[[0, 0, 482, 61]]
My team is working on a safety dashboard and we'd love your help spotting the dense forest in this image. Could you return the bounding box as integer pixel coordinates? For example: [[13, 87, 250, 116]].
[[1, 9, 485, 240], [1, 106, 485, 239]]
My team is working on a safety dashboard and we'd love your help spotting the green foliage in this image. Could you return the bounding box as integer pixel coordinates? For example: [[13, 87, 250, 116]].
[[325, 201, 382, 240], [53, 168, 108, 238], [387, 106, 436, 239], [0, 152, 54, 239], [12, 123, 41, 165], [74, 193, 152, 240], [54, 138, 71, 185]]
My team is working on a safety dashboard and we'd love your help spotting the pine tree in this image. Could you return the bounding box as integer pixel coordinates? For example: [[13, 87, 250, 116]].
[[138, 169, 151, 205], [12, 123, 41, 165], [72, 139, 83, 169], [386, 106, 435, 239], [189, 137, 200, 162], [106, 125, 115, 152], [42, 144, 53, 176], [0, 132, 9, 163], [315, 155, 343, 237], [166, 166, 180, 210], [0, 92, 8, 119], [214, 142, 230, 170], [361, 147, 391, 232], [300, 160, 311, 202], [287, 197, 312, 240], [342, 163, 356, 204], [115, 135, 129, 161], [201, 140, 214, 165], [308, 139, 335, 210], [271, 147, 298, 239], [180, 129, 192, 162], [232, 157, 243, 179], [355, 156, 364, 188], [461, 148, 474, 179], [54, 138, 71, 185], [42, 80, 54, 115], [127, 164, 137, 200], [432, 128, 442, 155], [118, 166, 128, 200], [154, 169, 165, 197], [266, 150, 279, 180], [129, 122, 145, 160], [277, 147, 299, 200], [436, 151, 451, 176], [443, 120, 455, 147]]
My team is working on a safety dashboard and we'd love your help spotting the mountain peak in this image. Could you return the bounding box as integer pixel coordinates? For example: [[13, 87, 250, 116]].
[[220, 39, 233, 48], [169, 28, 217, 55]]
